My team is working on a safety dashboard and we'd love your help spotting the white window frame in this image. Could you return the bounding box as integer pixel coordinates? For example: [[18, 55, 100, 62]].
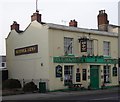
[[64, 65, 73, 85], [104, 65, 111, 83], [103, 41, 110, 56], [64, 37, 73, 55], [87, 40, 94, 55], [113, 67, 117, 76]]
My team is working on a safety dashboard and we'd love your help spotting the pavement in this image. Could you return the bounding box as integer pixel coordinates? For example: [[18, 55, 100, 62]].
[[2, 87, 120, 100]]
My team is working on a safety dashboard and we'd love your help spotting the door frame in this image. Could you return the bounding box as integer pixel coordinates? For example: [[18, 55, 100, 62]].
[[90, 65, 100, 89]]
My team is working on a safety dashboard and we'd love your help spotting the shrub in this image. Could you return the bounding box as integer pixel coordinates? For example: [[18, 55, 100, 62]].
[[2, 79, 21, 89], [23, 81, 38, 92]]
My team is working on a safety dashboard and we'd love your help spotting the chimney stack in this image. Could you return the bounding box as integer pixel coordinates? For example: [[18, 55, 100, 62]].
[[31, 10, 41, 23], [69, 19, 77, 27], [11, 21, 20, 32], [97, 10, 109, 31]]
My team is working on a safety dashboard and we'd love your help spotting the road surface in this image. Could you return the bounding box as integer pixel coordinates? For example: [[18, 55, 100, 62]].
[[2, 87, 120, 101]]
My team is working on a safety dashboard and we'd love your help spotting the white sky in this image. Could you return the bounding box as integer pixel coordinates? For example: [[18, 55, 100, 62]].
[[0, 0, 119, 55]]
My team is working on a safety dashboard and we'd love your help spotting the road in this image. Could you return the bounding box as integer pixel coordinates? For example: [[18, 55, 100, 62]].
[[44, 91, 119, 101], [2, 87, 120, 101]]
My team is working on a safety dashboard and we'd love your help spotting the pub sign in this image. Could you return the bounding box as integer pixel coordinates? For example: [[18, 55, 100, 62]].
[[81, 40, 87, 52], [56, 65, 62, 77], [15, 45, 38, 56]]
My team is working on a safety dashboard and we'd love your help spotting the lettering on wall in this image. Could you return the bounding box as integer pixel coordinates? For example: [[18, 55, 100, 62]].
[[15, 45, 38, 56]]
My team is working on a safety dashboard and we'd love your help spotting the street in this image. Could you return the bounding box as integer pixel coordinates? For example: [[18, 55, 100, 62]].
[[44, 91, 119, 101], [2, 87, 120, 101]]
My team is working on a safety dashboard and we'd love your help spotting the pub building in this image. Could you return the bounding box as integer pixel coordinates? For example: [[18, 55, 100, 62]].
[[6, 10, 119, 91]]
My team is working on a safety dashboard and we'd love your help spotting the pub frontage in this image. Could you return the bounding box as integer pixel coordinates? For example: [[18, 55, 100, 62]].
[[6, 10, 119, 91]]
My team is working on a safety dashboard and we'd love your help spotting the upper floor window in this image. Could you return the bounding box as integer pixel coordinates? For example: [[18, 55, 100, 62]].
[[64, 37, 73, 55], [103, 41, 110, 56], [87, 40, 94, 55]]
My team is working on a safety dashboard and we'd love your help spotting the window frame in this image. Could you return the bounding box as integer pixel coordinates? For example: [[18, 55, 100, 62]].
[[64, 65, 73, 86], [112, 67, 117, 76], [87, 40, 94, 55], [82, 69, 87, 81], [103, 41, 110, 56], [64, 37, 73, 55], [103, 65, 111, 83]]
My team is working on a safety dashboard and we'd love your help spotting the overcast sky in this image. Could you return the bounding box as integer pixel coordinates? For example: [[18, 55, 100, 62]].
[[0, 0, 119, 55]]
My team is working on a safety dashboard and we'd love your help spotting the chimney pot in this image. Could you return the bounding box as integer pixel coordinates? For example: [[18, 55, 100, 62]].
[[97, 10, 109, 31], [31, 10, 41, 23], [69, 19, 77, 27], [11, 21, 20, 32]]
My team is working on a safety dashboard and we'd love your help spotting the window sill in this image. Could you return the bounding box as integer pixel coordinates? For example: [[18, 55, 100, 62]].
[[104, 82, 111, 84]]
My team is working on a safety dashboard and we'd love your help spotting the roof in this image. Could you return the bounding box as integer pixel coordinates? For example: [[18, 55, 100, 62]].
[[108, 24, 120, 28], [8, 21, 118, 38], [46, 23, 118, 37]]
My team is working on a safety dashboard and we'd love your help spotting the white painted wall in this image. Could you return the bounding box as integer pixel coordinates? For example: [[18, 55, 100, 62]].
[[6, 21, 119, 91], [48, 27, 118, 90], [6, 21, 50, 89]]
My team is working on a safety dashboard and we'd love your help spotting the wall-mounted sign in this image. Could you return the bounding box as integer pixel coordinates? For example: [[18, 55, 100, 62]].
[[15, 45, 38, 56], [54, 56, 118, 64], [76, 73, 80, 82], [81, 40, 87, 52], [53, 57, 80, 63], [56, 65, 62, 77]]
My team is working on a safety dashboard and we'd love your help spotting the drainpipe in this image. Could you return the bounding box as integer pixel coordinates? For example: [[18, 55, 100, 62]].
[[118, 27, 120, 83], [118, 1, 120, 83]]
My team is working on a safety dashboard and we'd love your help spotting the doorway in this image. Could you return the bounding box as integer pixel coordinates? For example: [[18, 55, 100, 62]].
[[90, 65, 99, 89]]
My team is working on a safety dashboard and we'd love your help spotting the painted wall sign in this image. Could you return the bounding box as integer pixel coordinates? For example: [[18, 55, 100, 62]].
[[54, 57, 80, 63], [15, 45, 38, 56], [53, 56, 118, 64], [81, 40, 87, 52], [56, 65, 62, 77]]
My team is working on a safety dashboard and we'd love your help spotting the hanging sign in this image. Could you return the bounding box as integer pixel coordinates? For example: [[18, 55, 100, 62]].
[[81, 40, 87, 52], [56, 65, 62, 77]]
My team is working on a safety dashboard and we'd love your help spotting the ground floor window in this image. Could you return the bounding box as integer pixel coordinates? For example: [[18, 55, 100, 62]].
[[104, 65, 110, 83], [113, 67, 117, 76], [76, 73, 81, 82], [82, 69, 87, 81], [64, 65, 73, 86]]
